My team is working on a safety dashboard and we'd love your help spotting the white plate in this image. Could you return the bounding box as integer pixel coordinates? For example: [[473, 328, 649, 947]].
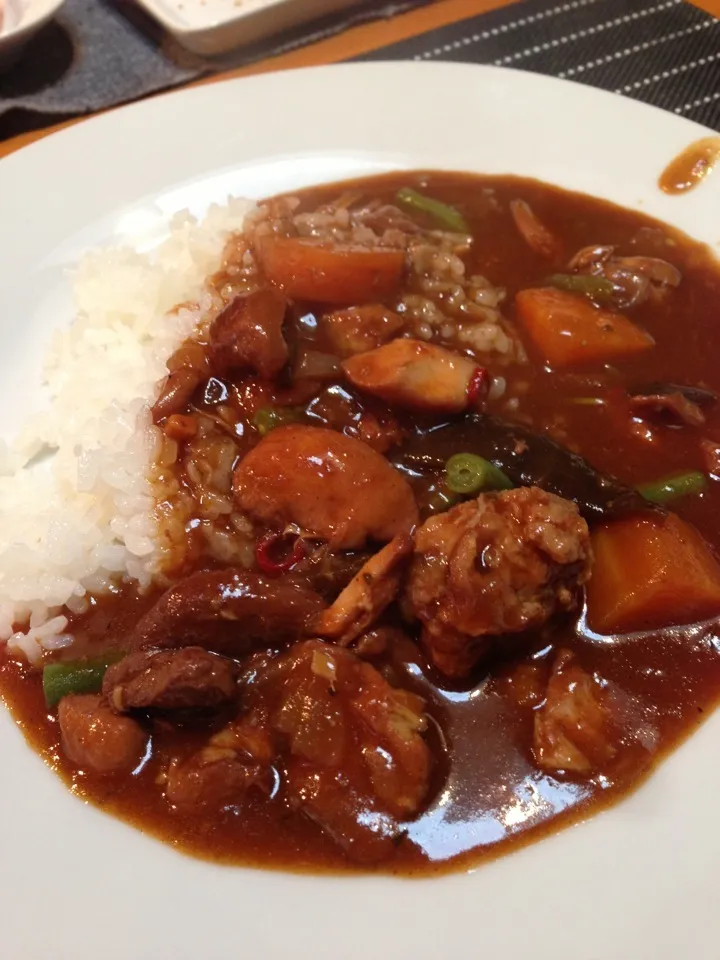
[[134, 0, 361, 56], [1, 62, 719, 960]]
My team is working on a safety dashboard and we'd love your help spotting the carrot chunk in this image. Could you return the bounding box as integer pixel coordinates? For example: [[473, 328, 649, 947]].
[[586, 512, 720, 634], [515, 287, 654, 367], [255, 236, 405, 304]]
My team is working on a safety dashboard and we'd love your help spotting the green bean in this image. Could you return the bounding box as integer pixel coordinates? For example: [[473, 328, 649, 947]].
[[637, 471, 707, 504], [396, 188, 469, 233], [42, 654, 122, 708], [547, 273, 616, 300], [445, 452, 513, 496]]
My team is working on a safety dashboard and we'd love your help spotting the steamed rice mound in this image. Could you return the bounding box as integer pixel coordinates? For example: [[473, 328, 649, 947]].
[[0, 199, 252, 662]]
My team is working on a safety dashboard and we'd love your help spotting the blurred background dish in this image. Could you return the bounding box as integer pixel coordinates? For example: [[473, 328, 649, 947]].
[[134, 0, 365, 55], [0, 0, 66, 71]]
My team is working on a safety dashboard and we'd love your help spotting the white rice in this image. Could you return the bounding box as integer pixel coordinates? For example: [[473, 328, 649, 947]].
[[0, 198, 252, 662]]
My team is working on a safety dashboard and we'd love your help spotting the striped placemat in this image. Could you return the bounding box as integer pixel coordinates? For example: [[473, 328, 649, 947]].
[[358, 0, 720, 129]]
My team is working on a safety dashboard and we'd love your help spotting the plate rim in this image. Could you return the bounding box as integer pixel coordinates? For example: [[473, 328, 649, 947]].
[[1, 59, 719, 960]]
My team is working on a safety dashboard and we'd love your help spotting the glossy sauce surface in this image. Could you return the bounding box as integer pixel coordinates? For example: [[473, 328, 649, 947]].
[[3, 171, 720, 875], [659, 136, 720, 194]]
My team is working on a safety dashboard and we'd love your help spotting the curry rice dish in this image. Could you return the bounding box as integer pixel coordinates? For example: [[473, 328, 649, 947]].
[[2, 171, 720, 874]]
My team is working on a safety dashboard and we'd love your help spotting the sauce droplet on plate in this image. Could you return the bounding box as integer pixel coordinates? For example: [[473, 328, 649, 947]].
[[659, 137, 720, 195]]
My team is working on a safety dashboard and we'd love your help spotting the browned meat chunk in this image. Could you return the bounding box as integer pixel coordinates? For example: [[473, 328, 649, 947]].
[[266, 640, 431, 821], [209, 287, 288, 379], [404, 487, 592, 677], [311, 534, 413, 646], [233, 425, 418, 548], [58, 694, 148, 774], [166, 713, 274, 810], [103, 647, 238, 713], [129, 569, 325, 656], [343, 339, 485, 414], [322, 304, 404, 357], [533, 649, 616, 775]]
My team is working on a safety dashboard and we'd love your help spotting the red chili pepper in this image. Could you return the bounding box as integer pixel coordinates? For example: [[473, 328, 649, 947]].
[[255, 533, 307, 576], [466, 367, 490, 407]]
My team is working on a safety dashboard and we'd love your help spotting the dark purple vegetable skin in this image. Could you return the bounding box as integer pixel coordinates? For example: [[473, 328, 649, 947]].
[[391, 414, 650, 523]]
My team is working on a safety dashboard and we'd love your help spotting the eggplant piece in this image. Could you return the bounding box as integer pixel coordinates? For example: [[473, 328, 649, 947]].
[[391, 414, 649, 522], [628, 383, 716, 428], [630, 382, 717, 407]]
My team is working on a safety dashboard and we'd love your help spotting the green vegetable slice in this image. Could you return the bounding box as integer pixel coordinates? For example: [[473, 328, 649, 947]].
[[444, 452, 513, 496], [546, 273, 615, 300], [637, 470, 707, 504], [396, 188, 469, 233], [42, 654, 122, 708]]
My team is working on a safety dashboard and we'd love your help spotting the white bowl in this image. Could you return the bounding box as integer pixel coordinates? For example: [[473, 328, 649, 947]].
[[0, 0, 66, 71], [135, 0, 362, 56]]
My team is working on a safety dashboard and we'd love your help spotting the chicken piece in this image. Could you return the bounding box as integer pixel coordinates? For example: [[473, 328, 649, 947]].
[[129, 569, 325, 656], [103, 647, 238, 714], [343, 339, 487, 414], [233, 425, 418, 549], [404, 487, 592, 677], [533, 649, 616, 775], [322, 304, 405, 357], [165, 713, 274, 811], [311, 534, 413, 646], [58, 694, 148, 774], [266, 640, 431, 819], [209, 287, 288, 379], [285, 762, 399, 864]]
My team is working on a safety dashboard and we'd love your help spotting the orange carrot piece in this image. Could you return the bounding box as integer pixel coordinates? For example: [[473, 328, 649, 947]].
[[515, 287, 654, 368], [256, 236, 405, 304], [586, 512, 720, 634]]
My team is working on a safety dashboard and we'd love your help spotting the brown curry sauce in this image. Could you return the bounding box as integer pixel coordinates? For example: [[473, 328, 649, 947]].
[[2, 171, 720, 875]]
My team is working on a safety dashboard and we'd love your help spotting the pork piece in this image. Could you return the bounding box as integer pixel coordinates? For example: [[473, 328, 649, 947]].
[[267, 640, 431, 821], [343, 339, 487, 414], [233, 425, 418, 549], [129, 569, 325, 656], [533, 649, 616, 775], [404, 487, 592, 677], [311, 534, 413, 646], [166, 713, 274, 810], [103, 647, 238, 714], [322, 304, 404, 357], [58, 694, 148, 774], [209, 287, 288, 379]]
